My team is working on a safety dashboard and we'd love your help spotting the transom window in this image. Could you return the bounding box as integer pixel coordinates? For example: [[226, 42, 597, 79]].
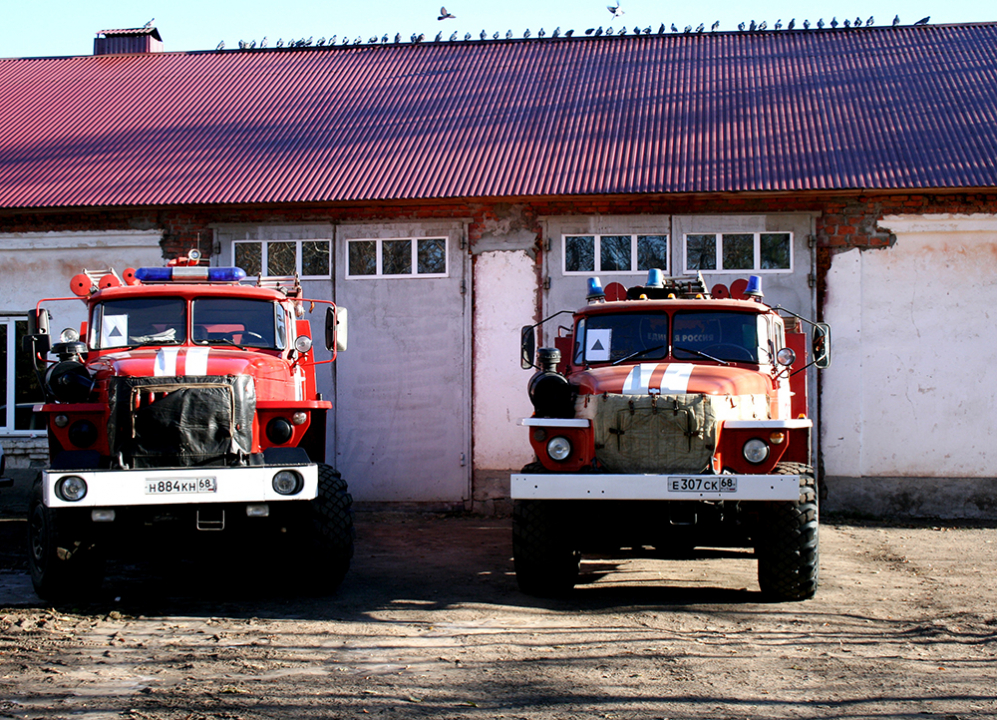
[[684, 232, 792, 273], [346, 237, 448, 279], [232, 239, 331, 279], [563, 234, 669, 275]]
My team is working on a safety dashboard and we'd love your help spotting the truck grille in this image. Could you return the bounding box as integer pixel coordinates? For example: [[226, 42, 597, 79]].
[[108, 375, 255, 468], [589, 393, 719, 474]]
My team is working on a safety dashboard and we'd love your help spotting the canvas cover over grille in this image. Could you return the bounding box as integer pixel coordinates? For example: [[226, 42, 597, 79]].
[[108, 375, 255, 468]]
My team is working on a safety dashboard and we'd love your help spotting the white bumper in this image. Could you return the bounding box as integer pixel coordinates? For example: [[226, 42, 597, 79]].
[[43, 465, 318, 508], [511, 472, 801, 501]]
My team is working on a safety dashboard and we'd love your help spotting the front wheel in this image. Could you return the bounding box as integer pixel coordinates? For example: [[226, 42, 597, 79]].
[[301, 464, 355, 593], [512, 498, 580, 597], [27, 478, 105, 601], [755, 463, 819, 601]]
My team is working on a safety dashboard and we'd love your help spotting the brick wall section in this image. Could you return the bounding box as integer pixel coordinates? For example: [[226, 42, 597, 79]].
[[4, 191, 997, 306]]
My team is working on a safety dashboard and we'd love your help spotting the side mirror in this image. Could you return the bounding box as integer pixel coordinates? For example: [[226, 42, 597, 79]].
[[520, 325, 536, 370], [24, 308, 51, 356], [812, 323, 831, 369], [326, 306, 348, 352]]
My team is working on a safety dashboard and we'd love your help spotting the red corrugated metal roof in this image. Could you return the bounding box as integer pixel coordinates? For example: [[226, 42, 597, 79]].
[[1, 23, 996, 209]]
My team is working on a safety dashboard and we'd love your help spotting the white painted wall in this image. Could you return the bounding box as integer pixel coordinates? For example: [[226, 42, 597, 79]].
[[0, 230, 164, 334], [822, 215, 997, 478], [472, 250, 537, 471]]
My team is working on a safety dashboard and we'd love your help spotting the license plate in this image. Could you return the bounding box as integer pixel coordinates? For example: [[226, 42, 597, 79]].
[[669, 477, 737, 493], [145, 477, 217, 495]]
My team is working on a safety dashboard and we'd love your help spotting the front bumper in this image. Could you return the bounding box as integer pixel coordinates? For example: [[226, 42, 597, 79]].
[[42, 465, 318, 508], [511, 472, 801, 501]]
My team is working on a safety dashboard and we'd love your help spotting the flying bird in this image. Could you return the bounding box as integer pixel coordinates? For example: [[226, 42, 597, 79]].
[[608, 2, 624, 18], [438, 6, 456, 20]]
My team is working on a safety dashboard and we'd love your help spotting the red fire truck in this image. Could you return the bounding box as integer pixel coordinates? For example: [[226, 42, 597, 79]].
[[513, 271, 830, 601], [24, 254, 353, 599]]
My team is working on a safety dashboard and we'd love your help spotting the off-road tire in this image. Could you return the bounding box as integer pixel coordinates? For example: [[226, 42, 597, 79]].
[[756, 462, 819, 601], [27, 477, 105, 600], [302, 464, 355, 593], [512, 465, 580, 597]]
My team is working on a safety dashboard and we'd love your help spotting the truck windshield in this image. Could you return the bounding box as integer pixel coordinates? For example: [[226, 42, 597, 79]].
[[192, 298, 284, 349], [575, 313, 670, 365], [93, 298, 187, 348], [672, 311, 759, 363]]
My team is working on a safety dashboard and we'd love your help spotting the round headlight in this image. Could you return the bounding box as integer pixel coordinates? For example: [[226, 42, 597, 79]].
[[294, 335, 313, 354], [60, 327, 80, 343], [291, 411, 308, 426], [54, 414, 70, 428], [743, 438, 770, 464], [266, 417, 294, 445], [68, 419, 98, 448], [547, 436, 572, 462], [272, 470, 304, 496], [777, 348, 797, 367], [56, 476, 88, 502]]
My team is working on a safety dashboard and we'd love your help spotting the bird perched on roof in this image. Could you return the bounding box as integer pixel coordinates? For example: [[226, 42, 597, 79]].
[[711, 20, 720, 31], [866, 17, 874, 26], [914, 16, 930, 25], [438, 6, 456, 20], [394, 33, 401, 43], [671, 23, 678, 32], [524, 28, 531, 38], [787, 18, 795, 30], [276, 38, 284, 47], [618, 26, 627, 35], [803, 19, 810, 29], [658, 23, 666, 34], [844, 19, 851, 28], [608, 2, 624, 18], [434, 31, 443, 41], [892, 15, 900, 26], [552, 26, 561, 37], [830, 17, 838, 28], [695, 23, 704, 33], [316, 37, 325, 46], [506, 29, 513, 39], [382, 34, 388, 43], [605, 26, 614, 35], [774, 19, 782, 30], [493, 31, 500, 39], [758, 20, 767, 30], [464, 32, 471, 40], [538, 28, 546, 37], [749, 20, 756, 31], [143, 18, 155, 28], [450, 31, 458, 41], [565, 29, 574, 37], [683, 25, 691, 33], [737, 22, 746, 31], [480, 29, 487, 40], [260, 37, 268, 47], [855, 17, 862, 27], [330, 35, 337, 45], [817, 18, 824, 28], [238, 39, 247, 49], [216, 40, 225, 50]]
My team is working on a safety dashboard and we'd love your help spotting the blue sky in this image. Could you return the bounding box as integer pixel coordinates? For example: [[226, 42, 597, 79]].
[[1, 0, 993, 58]]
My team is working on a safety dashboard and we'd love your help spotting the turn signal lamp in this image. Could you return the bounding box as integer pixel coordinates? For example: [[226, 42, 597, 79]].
[[744, 275, 764, 300], [134, 267, 247, 283], [586, 277, 605, 303]]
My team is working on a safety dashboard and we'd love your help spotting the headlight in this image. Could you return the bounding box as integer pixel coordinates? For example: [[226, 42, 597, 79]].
[[743, 438, 770, 464], [291, 411, 308, 426], [56, 475, 88, 502], [547, 436, 572, 462], [272, 470, 304, 496], [266, 417, 294, 445], [294, 335, 313, 353], [60, 328, 80, 343], [68, 419, 98, 448], [777, 348, 797, 366]]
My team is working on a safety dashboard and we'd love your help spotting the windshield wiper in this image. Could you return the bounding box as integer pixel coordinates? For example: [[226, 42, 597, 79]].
[[611, 345, 666, 366], [116, 338, 181, 350], [675, 346, 729, 366], [197, 337, 247, 350]]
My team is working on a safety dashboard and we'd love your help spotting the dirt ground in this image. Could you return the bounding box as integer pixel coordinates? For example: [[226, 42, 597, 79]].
[[1, 496, 995, 720]]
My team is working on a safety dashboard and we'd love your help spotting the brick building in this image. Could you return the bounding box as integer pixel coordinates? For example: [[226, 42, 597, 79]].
[[2, 22, 996, 516]]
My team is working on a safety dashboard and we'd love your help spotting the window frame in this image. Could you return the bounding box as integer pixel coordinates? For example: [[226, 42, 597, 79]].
[[344, 236, 450, 280], [231, 238, 332, 279], [682, 232, 794, 274], [1, 315, 44, 435], [562, 234, 670, 276]]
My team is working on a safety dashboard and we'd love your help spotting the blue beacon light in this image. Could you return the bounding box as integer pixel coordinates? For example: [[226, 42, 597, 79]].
[[586, 277, 605, 303], [744, 275, 764, 300], [646, 268, 665, 288], [134, 267, 247, 282]]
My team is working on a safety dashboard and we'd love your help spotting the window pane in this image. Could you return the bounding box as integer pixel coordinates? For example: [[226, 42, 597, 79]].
[[637, 235, 669, 272], [565, 236, 594, 273], [267, 241, 296, 276], [301, 241, 330, 276], [686, 234, 717, 270], [234, 242, 262, 277], [382, 240, 412, 275], [348, 241, 377, 276], [14, 320, 44, 430], [600, 236, 631, 272], [760, 233, 792, 269], [722, 234, 754, 270], [417, 238, 446, 274]]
